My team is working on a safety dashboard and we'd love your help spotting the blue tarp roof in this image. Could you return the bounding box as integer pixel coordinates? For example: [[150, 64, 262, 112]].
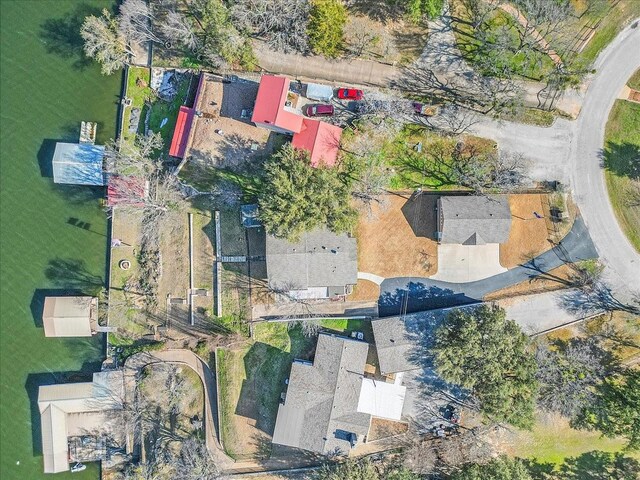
[[52, 143, 106, 186]]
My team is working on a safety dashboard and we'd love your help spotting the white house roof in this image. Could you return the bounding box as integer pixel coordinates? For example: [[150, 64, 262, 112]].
[[357, 378, 406, 421]]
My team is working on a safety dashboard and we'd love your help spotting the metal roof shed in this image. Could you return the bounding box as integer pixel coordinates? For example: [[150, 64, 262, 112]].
[[306, 83, 334, 101], [52, 143, 106, 185], [42, 296, 97, 337]]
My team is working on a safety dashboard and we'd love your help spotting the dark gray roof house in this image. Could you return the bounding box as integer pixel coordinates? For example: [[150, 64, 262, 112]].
[[371, 316, 422, 375], [265, 229, 357, 299], [372, 305, 482, 375], [272, 334, 372, 454], [437, 196, 512, 245]]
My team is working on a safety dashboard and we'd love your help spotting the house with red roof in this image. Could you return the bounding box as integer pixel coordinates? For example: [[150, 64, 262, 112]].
[[251, 75, 343, 167]]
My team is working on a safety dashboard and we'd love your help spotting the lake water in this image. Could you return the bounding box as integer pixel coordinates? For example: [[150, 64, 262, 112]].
[[0, 1, 120, 478]]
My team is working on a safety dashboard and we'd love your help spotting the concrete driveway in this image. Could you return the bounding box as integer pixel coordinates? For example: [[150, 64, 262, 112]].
[[431, 244, 507, 283]]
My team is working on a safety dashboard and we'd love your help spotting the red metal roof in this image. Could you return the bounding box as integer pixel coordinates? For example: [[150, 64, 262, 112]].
[[251, 75, 303, 133], [169, 106, 194, 158], [292, 119, 342, 167]]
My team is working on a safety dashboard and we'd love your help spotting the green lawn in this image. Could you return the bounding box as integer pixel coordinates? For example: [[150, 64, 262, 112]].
[[511, 414, 638, 465], [450, 1, 555, 81], [573, 1, 640, 70], [123, 66, 191, 153], [603, 100, 640, 252], [628, 69, 640, 91], [376, 126, 495, 190]]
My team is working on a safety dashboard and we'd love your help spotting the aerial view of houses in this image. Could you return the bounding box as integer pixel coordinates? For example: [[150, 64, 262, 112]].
[[0, 1, 639, 480]]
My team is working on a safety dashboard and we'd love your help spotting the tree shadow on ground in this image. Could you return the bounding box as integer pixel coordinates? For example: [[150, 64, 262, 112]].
[[524, 450, 640, 480], [235, 341, 290, 434], [378, 281, 478, 316], [45, 257, 104, 294], [39, 3, 104, 70], [30, 287, 86, 329], [601, 141, 640, 180], [348, 0, 405, 24]]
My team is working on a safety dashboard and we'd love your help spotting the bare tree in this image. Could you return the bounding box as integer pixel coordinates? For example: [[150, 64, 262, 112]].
[[231, 0, 311, 53], [288, 318, 323, 337], [81, 10, 133, 75], [175, 437, 219, 480], [560, 262, 640, 316], [158, 10, 199, 50], [414, 104, 480, 136], [535, 337, 614, 419], [118, 0, 164, 45], [349, 152, 392, 217], [394, 62, 523, 115]]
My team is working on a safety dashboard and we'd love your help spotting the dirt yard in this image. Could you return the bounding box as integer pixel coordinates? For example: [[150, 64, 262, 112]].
[[500, 194, 552, 268], [348, 279, 381, 302], [356, 193, 438, 278], [186, 74, 278, 173]]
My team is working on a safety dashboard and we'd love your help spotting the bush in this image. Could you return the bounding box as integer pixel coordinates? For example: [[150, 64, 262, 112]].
[[307, 0, 347, 57]]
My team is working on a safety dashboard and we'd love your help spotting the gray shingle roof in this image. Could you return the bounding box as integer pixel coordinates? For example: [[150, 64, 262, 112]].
[[439, 196, 511, 244], [272, 334, 371, 454], [372, 305, 482, 375], [266, 229, 357, 290]]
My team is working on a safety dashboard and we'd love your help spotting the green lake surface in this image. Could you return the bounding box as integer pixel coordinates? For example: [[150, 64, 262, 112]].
[[1, 1, 120, 478]]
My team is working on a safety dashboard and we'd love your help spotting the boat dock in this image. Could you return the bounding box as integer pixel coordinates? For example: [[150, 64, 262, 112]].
[[79, 121, 97, 144]]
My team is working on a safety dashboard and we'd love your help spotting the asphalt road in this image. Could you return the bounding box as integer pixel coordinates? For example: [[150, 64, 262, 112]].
[[570, 21, 640, 300]]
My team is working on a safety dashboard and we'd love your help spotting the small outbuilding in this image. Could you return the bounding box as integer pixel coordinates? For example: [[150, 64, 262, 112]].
[[437, 195, 512, 244], [52, 143, 106, 186], [42, 296, 97, 337]]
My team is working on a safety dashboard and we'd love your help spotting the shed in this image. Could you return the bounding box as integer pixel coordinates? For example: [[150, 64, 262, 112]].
[[52, 143, 105, 186], [169, 105, 194, 158], [240, 204, 262, 228], [305, 83, 334, 101], [42, 296, 97, 337]]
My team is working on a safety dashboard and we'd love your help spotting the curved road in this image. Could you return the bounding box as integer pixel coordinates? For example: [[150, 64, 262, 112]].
[[469, 21, 640, 301], [571, 21, 640, 299], [123, 349, 233, 470]]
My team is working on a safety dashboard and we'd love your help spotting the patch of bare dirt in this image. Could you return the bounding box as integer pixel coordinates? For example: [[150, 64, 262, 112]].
[[500, 194, 552, 268], [357, 193, 438, 278], [348, 279, 381, 301]]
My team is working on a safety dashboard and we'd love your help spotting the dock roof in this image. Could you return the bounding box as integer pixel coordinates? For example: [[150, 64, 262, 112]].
[[251, 75, 303, 133], [38, 370, 124, 473], [42, 296, 97, 337], [439, 195, 512, 244], [52, 143, 105, 186], [291, 119, 342, 167]]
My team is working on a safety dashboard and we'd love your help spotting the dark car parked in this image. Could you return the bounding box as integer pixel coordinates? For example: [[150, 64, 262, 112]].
[[304, 104, 335, 117]]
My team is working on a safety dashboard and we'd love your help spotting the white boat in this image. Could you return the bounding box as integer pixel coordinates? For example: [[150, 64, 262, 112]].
[[71, 462, 86, 473]]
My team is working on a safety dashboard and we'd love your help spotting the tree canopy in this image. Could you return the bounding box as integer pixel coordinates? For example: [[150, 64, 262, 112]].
[[449, 456, 533, 480], [258, 144, 357, 241], [431, 304, 538, 428], [535, 337, 614, 420], [307, 0, 347, 58], [577, 368, 640, 450]]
